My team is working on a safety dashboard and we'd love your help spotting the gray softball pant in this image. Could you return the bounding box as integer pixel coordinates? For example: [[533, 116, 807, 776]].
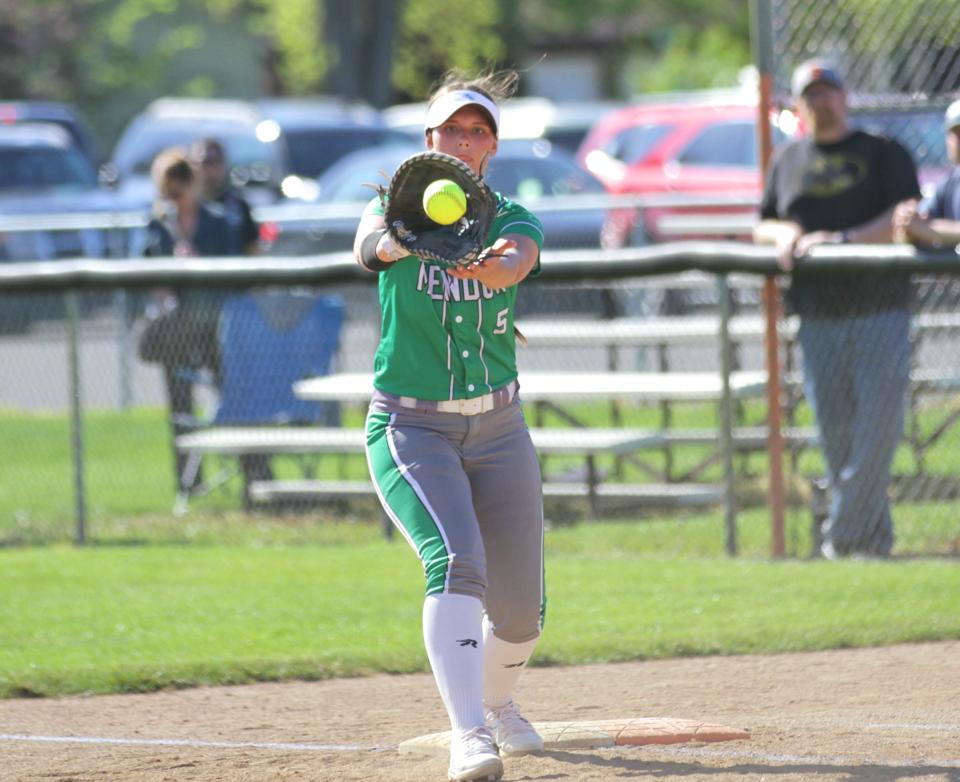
[[365, 394, 545, 643]]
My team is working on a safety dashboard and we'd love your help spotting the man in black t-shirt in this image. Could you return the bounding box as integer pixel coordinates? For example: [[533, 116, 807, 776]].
[[755, 60, 921, 559]]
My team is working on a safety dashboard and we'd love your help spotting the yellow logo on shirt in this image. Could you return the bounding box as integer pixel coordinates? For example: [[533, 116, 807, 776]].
[[802, 154, 868, 198]]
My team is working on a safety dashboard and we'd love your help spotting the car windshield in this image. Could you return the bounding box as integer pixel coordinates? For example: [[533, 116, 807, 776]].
[[486, 154, 606, 198], [316, 146, 419, 202], [114, 122, 282, 180], [602, 123, 676, 164], [284, 127, 413, 179], [674, 118, 791, 168], [676, 121, 758, 167], [544, 127, 593, 154], [0, 144, 97, 190]]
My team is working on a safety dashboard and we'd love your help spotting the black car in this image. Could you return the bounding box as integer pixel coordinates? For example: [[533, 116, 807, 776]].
[[266, 138, 609, 255]]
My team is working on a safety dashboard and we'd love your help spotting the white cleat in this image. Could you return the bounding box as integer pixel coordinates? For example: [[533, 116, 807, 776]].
[[484, 700, 544, 756], [447, 725, 504, 781]]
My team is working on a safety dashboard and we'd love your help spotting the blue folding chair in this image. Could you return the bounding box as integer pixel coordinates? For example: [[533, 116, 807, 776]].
[[176, 290, 344, 509], [214, 291, 343, 426]]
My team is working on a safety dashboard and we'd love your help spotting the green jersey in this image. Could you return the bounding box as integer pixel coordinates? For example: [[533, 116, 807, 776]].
[[364, 192, 543, 400]]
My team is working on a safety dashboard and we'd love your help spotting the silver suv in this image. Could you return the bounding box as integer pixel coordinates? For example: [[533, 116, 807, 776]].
[[108, 98, 293, 208]]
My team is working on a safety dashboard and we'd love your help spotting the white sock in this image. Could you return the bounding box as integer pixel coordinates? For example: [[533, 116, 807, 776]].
[[422, 593, 485, 732], [482, 615, 540, 709]]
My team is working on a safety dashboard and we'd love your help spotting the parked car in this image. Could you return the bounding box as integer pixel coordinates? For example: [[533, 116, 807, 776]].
[[256, 98, 413, 190], [576, 89, 790, 245], [494, 97, 622, 154], [383, 97, 621, 154], [108, 98, 293, 208], [487, 138, 610, 248], [0, 100, 103, 168], [0, 123, 140, 331], [265, 138, 610, 256], [260, 139, 418, 256], [0, 123, 125, 261]]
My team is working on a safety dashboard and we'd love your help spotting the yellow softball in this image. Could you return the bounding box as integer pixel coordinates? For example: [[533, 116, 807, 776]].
[[423, 179, 467, 225]]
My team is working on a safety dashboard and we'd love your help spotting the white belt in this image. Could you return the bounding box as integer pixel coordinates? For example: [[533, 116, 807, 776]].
[[394, 380, 518, 416]]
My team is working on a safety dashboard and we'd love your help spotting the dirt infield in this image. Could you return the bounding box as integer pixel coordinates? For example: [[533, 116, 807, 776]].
[[2, 641, 958, 781]]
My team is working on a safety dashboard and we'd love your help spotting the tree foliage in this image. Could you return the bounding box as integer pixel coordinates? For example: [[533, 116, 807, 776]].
[[0, 0, 756, 146], [631, 24, 752, 94], [248, 0, 326, 94], [0, 0, 753, 104], [392, 0, 507, 100], [0, 0, 92, 98]]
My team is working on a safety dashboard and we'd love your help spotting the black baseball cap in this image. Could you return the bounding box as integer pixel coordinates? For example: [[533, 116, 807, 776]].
[[791, 60, 844, 99]]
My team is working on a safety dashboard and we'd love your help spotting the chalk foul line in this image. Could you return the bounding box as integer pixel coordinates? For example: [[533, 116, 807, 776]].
[[0, 733, 394, 753]]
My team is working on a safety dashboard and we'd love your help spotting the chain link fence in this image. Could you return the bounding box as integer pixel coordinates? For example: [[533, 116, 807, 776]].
[[761, 0, 960, 557], [3, 1, 960, 555], [770, 0, 960, 172], [1, 243, 959, 558], [772, 0, 960, 98]]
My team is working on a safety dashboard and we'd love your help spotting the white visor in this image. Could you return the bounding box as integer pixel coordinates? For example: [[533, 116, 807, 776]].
[[424, 90, 500, 135]]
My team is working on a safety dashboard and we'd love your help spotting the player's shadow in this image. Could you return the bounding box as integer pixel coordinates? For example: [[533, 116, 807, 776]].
[[533, 749, 960, 780]]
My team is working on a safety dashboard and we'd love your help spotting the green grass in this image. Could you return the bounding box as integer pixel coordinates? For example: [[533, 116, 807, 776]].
[[2, 528, 959, 698], [0, 406, 373, 545], [1, 402, 958, 698], [2, 403, 959, 557]]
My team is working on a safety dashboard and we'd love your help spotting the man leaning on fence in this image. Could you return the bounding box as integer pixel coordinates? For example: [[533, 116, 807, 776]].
[[754, 60, 922, 559], [893, 99, 960, 248]]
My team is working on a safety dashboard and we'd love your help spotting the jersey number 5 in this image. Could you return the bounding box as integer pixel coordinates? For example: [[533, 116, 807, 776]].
[[493, 307, 509, 335]]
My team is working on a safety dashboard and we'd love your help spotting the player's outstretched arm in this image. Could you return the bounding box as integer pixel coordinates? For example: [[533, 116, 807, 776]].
[[446, 233, 538, 288]]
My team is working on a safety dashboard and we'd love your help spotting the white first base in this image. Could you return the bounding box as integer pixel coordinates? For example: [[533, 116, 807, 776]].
[[399, 717, 750, 756]]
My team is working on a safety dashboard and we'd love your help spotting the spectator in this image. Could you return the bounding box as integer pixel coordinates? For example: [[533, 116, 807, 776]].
[[138, 148, 233, 492], [893, 99, 960, 247], [188, 137, 274, 488], [188, 137, 260, 256], [754, 60, 922, 559]]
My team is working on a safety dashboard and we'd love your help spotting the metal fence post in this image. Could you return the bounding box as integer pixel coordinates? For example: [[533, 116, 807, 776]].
[[751, 0, 787, 557], [65, 291, 87, 545], [115, 289, 134, 409], [109, 226, 133, 409], [717, 274, 738, 555]]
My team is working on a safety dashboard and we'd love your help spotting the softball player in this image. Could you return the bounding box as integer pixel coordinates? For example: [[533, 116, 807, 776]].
[[353, 70, 544, 782]]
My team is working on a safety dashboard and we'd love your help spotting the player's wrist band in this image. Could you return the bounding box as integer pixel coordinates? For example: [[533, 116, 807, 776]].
[[360, 229, 393, 272]]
